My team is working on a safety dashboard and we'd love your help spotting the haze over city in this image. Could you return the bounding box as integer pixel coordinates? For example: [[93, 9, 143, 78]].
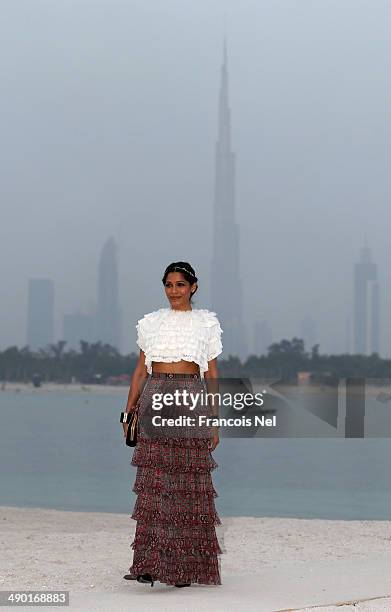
[[1, 0, 390, 357]]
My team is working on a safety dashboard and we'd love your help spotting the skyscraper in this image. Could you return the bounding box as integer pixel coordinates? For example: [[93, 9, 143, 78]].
[[26, 279, 54, 351], [210, 41, 247, 361], [95, 237, 121, 352], [353, 246, 380, 355]]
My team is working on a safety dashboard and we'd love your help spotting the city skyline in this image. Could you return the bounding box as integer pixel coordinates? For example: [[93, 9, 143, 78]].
[[24, 237, 122, 353], [2, 2, 390, 356], [22, 242, 382, 358]]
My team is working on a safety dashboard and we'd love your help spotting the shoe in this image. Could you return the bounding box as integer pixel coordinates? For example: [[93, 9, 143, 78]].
[[123, 574, 136, 580], [137, 573, 154, 587], [175, 582, 191, 587]]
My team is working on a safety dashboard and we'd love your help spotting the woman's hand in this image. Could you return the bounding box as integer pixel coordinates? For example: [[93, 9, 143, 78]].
[[122, 406, 137, 438], [208, 428, 219, 451]]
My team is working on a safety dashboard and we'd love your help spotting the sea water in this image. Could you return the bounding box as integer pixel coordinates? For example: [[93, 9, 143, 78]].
[[1, 385, 391, 519]]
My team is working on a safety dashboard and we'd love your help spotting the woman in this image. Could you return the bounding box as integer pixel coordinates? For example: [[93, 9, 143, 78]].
[[122, 261, 224, 588]]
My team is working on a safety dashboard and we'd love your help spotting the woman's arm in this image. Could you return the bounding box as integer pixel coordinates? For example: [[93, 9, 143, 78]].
[[125, 350, 149, 413], [204, 358, 218, 380]]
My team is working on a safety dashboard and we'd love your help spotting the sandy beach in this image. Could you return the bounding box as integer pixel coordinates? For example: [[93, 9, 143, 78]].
[[1, 506, 391, 610]]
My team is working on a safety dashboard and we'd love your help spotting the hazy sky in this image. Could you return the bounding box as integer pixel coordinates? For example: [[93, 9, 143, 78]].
[[1, 0, 391, 357]]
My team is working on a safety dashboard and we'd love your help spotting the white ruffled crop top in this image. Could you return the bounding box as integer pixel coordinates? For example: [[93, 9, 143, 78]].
[[136, 307, 223, 379]]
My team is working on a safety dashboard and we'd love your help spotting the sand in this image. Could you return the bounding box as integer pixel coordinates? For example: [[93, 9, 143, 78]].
[[1, 506, 391, 610]]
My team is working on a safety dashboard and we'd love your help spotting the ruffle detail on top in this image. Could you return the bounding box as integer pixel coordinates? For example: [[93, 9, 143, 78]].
[[131, 436, 219, 473], [135, 308, 223, 378]]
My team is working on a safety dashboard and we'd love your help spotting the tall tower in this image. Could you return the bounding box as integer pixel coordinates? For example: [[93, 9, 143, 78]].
[[353, 246, 380, 355], [95, 237, 121, 352], [210, 41, 247, 361]]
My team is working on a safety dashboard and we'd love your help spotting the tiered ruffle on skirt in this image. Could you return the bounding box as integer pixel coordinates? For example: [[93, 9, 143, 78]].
[[127, 375, 223, 585]]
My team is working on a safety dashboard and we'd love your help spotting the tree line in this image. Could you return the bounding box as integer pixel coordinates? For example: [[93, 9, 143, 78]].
[[0, 338, 389, 384]]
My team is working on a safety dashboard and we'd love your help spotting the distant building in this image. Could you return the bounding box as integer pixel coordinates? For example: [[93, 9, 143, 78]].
[[95, 237, 121, 352], [210, 41, 247, 361], [353, 246, 380, 355], [26, 279, 54, 351], [63, 312, 94, 351], [254, 320, 272, 356]]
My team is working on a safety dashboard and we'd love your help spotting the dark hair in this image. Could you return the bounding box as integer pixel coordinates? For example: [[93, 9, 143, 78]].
[[162, 262, 198, 303]]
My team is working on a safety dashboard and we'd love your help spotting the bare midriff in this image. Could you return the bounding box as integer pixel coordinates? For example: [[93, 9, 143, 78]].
[[152, 360, 200, 374]]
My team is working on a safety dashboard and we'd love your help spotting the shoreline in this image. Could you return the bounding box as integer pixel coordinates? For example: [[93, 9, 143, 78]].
[[0, 382, 128, 394]]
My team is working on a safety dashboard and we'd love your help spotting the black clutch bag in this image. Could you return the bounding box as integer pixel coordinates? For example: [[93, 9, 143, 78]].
[[120, 409, 139, 447]]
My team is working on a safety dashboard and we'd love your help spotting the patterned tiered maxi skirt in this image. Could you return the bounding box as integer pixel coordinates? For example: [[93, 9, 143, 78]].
[[127, 372, 223, 585]]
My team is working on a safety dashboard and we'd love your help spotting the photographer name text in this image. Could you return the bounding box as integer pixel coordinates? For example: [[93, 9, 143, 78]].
[[151, 415, 277, 427]]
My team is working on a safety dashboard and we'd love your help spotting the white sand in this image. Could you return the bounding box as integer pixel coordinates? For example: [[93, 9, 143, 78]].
[[1, 506, 391, 610]]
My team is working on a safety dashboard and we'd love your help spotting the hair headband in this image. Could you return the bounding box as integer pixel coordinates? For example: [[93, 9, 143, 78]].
[[171, 266, 196, 279]]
